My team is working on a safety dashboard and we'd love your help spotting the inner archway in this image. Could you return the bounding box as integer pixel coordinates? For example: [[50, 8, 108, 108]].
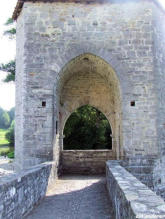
[[63, 105, 112, 150], [54, 53, 123, 173]]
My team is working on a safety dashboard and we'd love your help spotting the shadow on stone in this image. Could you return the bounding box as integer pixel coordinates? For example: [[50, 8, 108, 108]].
[[25, 176, 114, 219]]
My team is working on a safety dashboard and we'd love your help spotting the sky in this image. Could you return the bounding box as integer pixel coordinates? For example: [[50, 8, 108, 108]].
[[0, 0, 165, 111], [159, 0, 165, 9], [0, 0, 17, 111]]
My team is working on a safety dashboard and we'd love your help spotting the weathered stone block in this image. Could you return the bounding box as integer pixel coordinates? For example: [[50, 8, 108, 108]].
[[106, 161, 165, 219]]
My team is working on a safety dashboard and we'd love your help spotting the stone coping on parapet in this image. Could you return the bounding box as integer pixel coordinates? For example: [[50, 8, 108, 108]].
[[12, 0, 164, 20], [106, 160, 165, 219], [0, 161, 56, 218], [0, 161, 54, 186]]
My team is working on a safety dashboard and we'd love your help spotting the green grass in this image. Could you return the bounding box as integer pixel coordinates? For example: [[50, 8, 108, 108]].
[[0, 129, 14, 158], [0, 147, 11, 155], [0, 129, 10, 146], [0, 146, 14, 157]]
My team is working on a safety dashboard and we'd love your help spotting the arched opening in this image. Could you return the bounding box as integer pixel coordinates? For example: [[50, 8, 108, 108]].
[[54, 53, 123, 173], [63, 105, 112, 150]]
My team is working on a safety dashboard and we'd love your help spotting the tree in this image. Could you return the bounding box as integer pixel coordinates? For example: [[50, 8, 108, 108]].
[[4, 18, 16, 38], [0, 60, 15, 82], [8, 107, 15, 124], [0, 107, 10, 129], [1, 111, 10, 129], [0, 18, 16, 82], [63, 105, 112, 150], [0, 107, 5, 128], [5, 120, 15, 146]]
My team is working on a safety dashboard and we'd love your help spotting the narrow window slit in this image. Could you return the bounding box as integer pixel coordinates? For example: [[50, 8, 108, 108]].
[[130, 101, 135, 107], [42, 101, 46, 107], [56, 121, 58, 134]]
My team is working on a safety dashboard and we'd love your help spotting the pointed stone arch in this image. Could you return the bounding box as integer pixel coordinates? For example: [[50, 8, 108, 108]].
[[54, 53, 123, 159]]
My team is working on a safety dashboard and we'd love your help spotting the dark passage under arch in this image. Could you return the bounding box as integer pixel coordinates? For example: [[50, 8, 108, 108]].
[[63, 105, 112, 150]]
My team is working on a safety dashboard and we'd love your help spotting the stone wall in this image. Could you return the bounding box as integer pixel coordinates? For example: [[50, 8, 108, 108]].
[[0, 162, 56, 218], [15, 0, 159, 170], [61, 150, 116, 174], [152, 4, 165, 201], [106, 161, 165, 219], [15, 9, 26, 171], [122, 156, 156, 190]]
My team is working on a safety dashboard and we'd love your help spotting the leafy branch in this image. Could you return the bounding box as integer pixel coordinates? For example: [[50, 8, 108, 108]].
[[0, 18, 16, 82]]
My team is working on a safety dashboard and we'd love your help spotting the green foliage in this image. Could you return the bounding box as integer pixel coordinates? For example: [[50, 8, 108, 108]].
[[4, 28, 16, 37], [2, 112, 10, 128], [8, 107, 15, 124], [0, 129, 9, 146], [63, 105, 112, 150], [0, 147, 10, 156], [0, 60, 15, 82], [5, 18, 14, 25], [0, 18, 16, 82], [7, 151, 14, 159], [5, 120, 15, 146], [0, 108, 4, 128], [4, 18, 16, 39], [0, 108, 10, 129], [0, 128, 14, 158], [0, 147, 14, 158]]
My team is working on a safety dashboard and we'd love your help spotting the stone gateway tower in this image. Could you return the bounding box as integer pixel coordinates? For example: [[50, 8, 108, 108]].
[[13, 0, 165, 192]]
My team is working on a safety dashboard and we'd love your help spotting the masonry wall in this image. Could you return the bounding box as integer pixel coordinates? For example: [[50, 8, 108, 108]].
[[61, 150, 116, 174], [122, 156, 156, 190], [152, 4, 165, 200], [16, 0, 159, 169], [15, 12, 26, 171], [106, 161, 165, 219], [0, 162, 56, 218]]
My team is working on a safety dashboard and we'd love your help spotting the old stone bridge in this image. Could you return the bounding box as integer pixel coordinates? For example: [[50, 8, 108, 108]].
[[1, 0, 165, 218]]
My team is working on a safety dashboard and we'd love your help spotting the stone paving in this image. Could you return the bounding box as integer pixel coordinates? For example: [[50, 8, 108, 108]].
[[26, 175, 114, 219]]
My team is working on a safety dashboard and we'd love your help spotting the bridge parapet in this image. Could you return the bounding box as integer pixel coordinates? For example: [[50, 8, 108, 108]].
[[0, 162, 56, 218], [61, 150, 116, 174], [122, 156, 156, 190], [106, 160, 165, 219]]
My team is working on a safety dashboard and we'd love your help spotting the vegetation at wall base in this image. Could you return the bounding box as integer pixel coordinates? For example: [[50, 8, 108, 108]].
[[7, 151, 14, 159], [0, 147, 14, 158]]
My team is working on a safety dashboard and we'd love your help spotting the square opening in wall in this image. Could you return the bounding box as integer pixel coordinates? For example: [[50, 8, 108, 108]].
[[42, 101, 46, 107], [56, 121, 58, 134], [130, 101, 135, 107]]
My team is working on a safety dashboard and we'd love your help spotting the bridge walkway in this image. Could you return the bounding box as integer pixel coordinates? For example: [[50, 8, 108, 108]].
[[25, 175, 114, 219]]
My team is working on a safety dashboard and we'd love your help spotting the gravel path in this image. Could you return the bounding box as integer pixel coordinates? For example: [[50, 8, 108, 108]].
[[26, 175, 114, 219]]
